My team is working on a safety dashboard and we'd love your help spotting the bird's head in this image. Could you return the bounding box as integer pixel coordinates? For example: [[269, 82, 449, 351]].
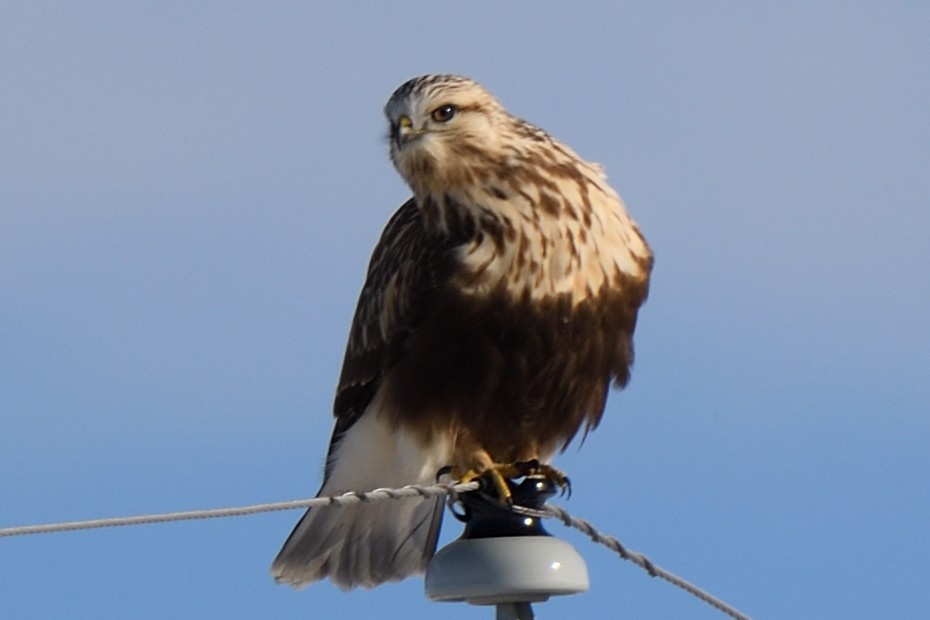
[[384, 75, 507, 196]]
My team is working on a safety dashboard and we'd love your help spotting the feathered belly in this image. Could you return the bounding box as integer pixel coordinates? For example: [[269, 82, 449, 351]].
[[381, 281, 644, 462]]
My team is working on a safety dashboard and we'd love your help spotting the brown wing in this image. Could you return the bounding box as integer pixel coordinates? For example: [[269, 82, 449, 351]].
[[323, 198, 436, 481]]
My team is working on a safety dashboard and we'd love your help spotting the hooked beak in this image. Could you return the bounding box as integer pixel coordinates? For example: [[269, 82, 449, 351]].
[[392, 114, 421, 148]]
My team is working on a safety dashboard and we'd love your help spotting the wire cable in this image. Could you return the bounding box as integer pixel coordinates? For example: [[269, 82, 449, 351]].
[[543, 504, 751, 620], [0, 482, 480, 537], [0, 482, 750, 619]]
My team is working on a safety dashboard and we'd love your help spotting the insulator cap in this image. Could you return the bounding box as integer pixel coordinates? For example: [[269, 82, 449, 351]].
[[425, 476, 589, 605]]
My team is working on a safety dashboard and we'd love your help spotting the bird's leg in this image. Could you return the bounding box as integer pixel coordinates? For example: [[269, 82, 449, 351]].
[[448, 464, 515, 506], [449, 460, 571, 506]]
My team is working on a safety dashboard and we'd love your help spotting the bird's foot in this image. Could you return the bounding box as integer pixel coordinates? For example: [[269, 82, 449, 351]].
[[446, 460, 571, 507]]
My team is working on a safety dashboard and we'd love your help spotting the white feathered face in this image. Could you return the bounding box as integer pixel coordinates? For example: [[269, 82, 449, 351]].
[[384, 75, 505, 195]]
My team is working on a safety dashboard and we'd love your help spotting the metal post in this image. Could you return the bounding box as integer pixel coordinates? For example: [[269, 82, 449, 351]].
[[495, 601, 534, 620]]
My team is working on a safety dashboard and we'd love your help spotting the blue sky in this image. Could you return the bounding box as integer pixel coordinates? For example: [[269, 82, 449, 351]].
[[2, 2, 928, 618]]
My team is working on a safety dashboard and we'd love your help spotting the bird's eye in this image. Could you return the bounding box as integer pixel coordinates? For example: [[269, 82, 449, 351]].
[[431, 104, 458, 123]]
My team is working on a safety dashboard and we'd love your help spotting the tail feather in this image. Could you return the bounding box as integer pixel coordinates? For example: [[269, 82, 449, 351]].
[[270, 490, 444, 589], [272, 407, 453, 589]]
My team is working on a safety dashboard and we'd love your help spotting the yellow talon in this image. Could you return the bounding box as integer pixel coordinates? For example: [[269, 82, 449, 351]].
[[534, 462, 572, 497], [450, 460, 571, 506], [451, 465, 512, 505]]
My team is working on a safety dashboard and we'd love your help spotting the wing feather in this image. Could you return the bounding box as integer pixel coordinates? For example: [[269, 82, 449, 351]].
[[324, 198, 435, 480]]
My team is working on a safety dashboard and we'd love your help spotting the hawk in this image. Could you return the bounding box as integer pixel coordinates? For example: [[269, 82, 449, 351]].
[[271, 74, 652, 589]]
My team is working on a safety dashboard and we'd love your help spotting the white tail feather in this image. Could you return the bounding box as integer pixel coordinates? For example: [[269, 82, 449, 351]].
[[271, 409, 453, 589], [270, 490, 443, 589]]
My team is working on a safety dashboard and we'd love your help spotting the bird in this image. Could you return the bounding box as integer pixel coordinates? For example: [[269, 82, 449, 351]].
[[271, 74, 653, 590]]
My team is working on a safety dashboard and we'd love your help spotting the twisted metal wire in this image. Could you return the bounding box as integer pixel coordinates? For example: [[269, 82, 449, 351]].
[[0, 482, 751, 619]]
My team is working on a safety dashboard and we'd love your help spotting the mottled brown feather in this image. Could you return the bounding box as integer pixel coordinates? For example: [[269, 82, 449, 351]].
[[275, 74, 653, 591], [326, 74, 654, 477], [328, 204, 651, 476]]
